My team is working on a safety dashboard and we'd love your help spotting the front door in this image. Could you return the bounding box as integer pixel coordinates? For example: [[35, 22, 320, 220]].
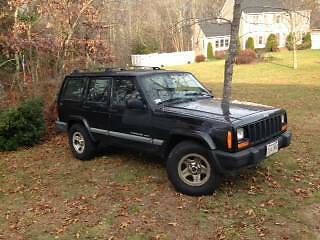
[[109, 77, 153, 149]]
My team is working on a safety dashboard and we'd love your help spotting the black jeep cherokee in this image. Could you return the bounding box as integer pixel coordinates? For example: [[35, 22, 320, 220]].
[[56, 68, 292, 196]]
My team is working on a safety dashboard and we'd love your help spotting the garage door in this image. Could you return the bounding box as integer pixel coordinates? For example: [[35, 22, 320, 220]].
[[311, 31, 320, 49]]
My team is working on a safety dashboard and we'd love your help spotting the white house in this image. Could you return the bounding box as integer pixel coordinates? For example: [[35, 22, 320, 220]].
[[194, 22, 231, 55], [195, 0, 312, 57]]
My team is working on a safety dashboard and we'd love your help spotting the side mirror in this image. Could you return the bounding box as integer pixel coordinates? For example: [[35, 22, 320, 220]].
[[126, 98, 146, 110]]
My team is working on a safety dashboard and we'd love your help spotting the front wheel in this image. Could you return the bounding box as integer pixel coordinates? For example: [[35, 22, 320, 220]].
[[167, 141, 221, 196]]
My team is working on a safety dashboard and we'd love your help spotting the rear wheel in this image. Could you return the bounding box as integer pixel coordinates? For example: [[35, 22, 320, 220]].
[[68, 124, 96, 161], [167, 141, 221, 196]]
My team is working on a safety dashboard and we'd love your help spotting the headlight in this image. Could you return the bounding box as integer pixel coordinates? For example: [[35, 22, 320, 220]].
[[281, 114, 285, 124], [237, 128, 245, 141]]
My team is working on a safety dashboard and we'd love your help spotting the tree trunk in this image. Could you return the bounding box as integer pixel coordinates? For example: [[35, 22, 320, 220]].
[[13, 8, 22, 91], [191, 0, 201, 55], [290, 12, 298, 69], [223, 0, 242, 104]]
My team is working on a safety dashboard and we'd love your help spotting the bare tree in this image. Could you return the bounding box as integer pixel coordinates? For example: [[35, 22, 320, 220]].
[[223, 0, 241, 103]]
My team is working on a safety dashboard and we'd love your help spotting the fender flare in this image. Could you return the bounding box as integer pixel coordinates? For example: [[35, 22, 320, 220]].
[[167, 129, 217, 150], [67, 116, 96, 142]]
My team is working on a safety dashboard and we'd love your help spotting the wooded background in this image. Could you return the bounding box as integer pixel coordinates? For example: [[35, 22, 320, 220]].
[[0, 0, 319, 105]]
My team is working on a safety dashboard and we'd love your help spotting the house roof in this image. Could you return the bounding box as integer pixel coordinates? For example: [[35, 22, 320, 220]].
[[199, 22, 231, 37], [222, 0, 309, 14], [311, 12, 320, 29], [240, 0, 287, 13]]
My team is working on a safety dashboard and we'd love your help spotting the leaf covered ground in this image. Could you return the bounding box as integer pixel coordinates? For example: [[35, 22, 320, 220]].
[[0, 50, 320, 240]]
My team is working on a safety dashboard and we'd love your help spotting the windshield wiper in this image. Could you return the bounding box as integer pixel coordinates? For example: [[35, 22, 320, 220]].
[[184, 92, 213, 98], [157, 97, 193, 105]]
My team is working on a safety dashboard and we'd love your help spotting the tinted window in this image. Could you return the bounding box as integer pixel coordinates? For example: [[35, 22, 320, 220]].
[[87, 78, 111, 102], [63, 79, 84, 101], [112, 79, 139, 106]]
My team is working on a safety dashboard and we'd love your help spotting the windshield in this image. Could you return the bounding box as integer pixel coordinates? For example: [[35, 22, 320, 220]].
[[140, 73, 212, 105]]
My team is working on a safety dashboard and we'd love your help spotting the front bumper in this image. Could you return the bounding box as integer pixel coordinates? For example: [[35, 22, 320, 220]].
[[211, 131, 292, 175]]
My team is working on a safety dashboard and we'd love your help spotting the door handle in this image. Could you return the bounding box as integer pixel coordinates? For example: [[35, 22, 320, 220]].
[[109, 108, 119, 113], [82, 104, 92, 109]]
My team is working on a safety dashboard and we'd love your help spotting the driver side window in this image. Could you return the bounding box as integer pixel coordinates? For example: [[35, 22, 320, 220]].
[[112, 79, 140, 106]]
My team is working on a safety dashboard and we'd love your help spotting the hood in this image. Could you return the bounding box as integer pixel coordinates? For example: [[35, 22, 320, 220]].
[[162, 98, 278, 122]]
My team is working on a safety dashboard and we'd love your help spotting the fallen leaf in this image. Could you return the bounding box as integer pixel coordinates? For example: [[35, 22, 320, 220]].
[[168, 222, 177, 227]]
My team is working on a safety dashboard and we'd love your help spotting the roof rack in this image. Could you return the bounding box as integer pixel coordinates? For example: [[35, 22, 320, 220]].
[[71, 66, 164, 74], [104, 67, 126, 72], [71, 68, 125, 74], [131, 66, 162, 70]]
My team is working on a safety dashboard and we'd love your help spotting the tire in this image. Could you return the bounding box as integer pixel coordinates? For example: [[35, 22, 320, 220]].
[[68, 124, 96, 161], [166, 141, 221, 196]]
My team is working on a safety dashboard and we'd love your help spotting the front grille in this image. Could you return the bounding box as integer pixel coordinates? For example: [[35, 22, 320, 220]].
[[246, 115, 282, 145]]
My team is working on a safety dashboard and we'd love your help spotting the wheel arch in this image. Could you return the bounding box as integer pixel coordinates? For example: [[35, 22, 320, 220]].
[[164, 130, 216, 157], [67, 116, 96, 142]]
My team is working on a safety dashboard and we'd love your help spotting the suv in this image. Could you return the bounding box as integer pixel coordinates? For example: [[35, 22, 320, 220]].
[[56, 68, 292, 196]]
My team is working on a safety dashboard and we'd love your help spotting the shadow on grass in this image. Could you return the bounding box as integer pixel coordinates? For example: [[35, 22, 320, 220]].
[[96, 144, 165, 166], [267, 60, 293, 69]]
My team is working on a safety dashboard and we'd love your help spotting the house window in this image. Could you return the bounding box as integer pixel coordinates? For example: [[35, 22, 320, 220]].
[[274, 15, 281, 23], [220, 39, 224, 47], [259, 36, 263, 45], [253, 15, 259, 23], [215, 40, 219, 48], [225, 39, 229, 47]]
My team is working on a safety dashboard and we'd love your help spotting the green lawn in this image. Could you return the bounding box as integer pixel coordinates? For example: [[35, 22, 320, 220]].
[[0, 50, 320, 239]]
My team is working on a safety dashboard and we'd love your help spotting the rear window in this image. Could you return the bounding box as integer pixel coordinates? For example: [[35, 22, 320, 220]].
[[63, 79, 85, 101]]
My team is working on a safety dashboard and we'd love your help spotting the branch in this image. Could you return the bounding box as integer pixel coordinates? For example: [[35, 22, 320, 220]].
[[64, 0, 94, 47], [0, 59, 15, 68]]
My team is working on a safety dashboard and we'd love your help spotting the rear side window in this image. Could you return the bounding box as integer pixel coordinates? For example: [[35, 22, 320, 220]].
[[63, 79, 84, 101], [87, 78, 111, 102]]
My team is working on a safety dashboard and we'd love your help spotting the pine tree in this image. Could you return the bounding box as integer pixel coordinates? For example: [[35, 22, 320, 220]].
[[207, 42, 214, 60]]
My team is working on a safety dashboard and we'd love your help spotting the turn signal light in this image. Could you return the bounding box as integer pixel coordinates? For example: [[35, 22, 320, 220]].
[[282, 124, 288, 131], [238, 140, 250, 150], [227, 131, 233, 150]]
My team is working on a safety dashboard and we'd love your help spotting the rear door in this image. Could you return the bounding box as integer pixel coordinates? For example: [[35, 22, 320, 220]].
[[82, 77, 112, 131]]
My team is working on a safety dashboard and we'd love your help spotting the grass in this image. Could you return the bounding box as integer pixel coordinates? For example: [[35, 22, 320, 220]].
[[1, 50, 320, 239]]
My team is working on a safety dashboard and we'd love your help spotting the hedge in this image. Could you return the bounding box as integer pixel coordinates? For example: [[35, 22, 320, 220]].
[[195, 54, 206, 63], [300, 32, 312, 50], [245, 37, 255, 50], [207, 42, 214, 60], [266, 34, 279, 52], [286, 33, 295, 51], [235, 49, 257, 64], [0, 98, 46, 151]]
